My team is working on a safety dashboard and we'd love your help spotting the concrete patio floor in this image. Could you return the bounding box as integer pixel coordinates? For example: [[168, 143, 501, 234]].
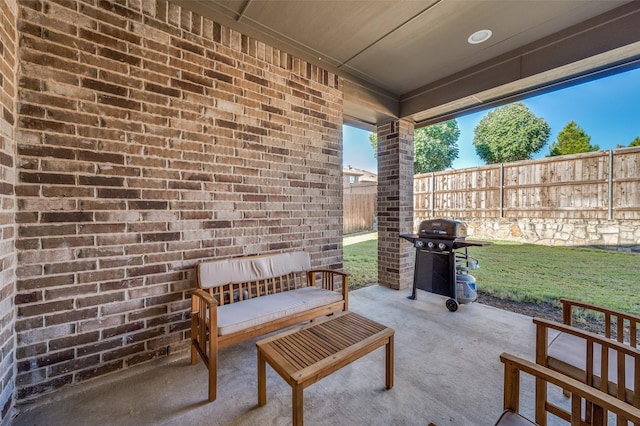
[[13, 285, 552, 426]]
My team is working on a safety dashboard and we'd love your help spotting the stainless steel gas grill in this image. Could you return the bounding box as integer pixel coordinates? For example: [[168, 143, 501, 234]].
[[400, 219, 492, 311]]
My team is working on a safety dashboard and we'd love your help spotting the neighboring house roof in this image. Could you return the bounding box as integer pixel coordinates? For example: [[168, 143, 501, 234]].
[[343, 166, 377, 182]]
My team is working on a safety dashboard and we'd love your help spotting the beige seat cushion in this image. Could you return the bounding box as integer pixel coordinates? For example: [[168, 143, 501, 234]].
[[494, 410, 536, 426], [547, 332, 635, 402], [217, 287, 342, 336]]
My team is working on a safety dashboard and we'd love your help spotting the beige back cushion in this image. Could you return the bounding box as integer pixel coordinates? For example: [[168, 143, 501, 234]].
[[197, 252, 312, 289]]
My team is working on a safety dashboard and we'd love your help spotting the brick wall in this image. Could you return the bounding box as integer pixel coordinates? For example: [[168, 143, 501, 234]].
[[14, 0, 343, 401], [0, 0, 16, 422], [0, 0, 16, 424]]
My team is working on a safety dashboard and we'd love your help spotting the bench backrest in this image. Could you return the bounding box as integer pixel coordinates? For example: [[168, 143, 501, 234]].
[[196, 252, 312, 305]]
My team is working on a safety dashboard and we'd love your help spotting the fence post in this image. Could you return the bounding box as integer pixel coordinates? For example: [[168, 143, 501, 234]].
[[431, 172, 435, 217], [500, 163, 504, 219], [608, 150, 613, 220]]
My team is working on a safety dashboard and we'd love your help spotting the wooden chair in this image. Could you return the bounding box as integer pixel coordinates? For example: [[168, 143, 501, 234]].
[[497, 352, 640, 426], [534, 307, 640, 425]]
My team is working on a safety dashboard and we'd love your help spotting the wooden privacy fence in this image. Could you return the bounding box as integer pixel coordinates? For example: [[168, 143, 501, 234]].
[[343, 182, 377, 234], [415, 147, 640, 220]]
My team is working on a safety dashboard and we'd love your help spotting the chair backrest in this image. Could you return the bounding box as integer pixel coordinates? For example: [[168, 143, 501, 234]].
[[561, 298, 640, 347]]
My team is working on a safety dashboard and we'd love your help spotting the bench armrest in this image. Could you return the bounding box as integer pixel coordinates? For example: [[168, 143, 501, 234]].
[[191, 289, 218, 308]]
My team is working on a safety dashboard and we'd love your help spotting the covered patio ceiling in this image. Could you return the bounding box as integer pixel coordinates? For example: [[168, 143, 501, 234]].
[[175, 0, 640, 129]]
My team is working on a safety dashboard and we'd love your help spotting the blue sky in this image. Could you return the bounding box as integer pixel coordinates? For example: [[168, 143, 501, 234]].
[[344, 66, 640, 173]]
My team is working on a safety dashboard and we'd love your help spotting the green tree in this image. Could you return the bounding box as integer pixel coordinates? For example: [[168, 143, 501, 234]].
[[547, 121, 599, 156], [413, 121, 460, 173], [473, 102, 550, 164], [368, 132, 378, 158], [630, 136, 640, 147], [368, 120, 460, 173]]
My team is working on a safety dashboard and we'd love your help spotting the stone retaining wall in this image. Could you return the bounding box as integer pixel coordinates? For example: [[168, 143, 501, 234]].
[[459, 218, 640, 253]]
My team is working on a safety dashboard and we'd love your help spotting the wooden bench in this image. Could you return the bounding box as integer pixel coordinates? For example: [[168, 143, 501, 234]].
[[190, 251, 348, 401], [497, 352, 640, 426]]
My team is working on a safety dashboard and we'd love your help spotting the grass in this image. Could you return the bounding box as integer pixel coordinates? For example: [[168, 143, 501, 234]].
[[343, 236, 640, 315], [343, 238, 378, 290]]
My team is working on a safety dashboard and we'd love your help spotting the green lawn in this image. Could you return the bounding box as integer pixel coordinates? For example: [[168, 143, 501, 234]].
[[343, 238, 378, 290], [344, 237, 640, 315]]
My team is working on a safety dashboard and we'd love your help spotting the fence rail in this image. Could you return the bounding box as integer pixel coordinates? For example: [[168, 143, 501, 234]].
[[415, 147, 640, 220]]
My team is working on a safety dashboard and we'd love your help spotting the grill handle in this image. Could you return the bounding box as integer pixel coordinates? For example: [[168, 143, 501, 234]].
[[420, 229, 447, 235]]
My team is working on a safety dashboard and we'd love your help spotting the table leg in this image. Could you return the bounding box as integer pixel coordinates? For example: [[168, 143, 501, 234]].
[[386, 334, 394, 389], [292, 384, 304, 426], [258, 349, 266, 406]]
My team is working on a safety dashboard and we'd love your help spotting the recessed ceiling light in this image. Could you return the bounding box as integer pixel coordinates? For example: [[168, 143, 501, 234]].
[[468, 29, 492, 45]]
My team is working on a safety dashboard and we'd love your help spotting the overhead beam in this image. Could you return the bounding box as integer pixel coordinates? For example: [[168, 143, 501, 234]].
[[411, 45, 640, 128], [401, 2, 640, 125], [343, 80, 399, 130]]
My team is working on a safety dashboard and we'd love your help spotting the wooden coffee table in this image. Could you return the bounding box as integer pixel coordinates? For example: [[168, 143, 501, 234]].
[[257, 311, 394, 425]]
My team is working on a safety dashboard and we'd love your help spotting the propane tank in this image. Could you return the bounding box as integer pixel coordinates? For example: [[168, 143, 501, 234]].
[[455, 266, 477, 304]]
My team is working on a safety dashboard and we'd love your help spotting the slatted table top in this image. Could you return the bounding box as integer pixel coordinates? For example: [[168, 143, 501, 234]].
[[256, 311, 394, 386]]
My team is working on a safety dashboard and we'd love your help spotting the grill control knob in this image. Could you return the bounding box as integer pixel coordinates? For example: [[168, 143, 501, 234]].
[[415, 240, 425, 248], [427, 242, 435, 249], [438, 243, 446, 250]]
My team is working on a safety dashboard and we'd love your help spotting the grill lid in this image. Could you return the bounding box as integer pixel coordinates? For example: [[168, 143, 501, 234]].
[[418, 219, 467, 239]]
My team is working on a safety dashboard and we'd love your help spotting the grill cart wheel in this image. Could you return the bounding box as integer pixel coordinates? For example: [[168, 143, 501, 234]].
[[446, 298, 459, 312]]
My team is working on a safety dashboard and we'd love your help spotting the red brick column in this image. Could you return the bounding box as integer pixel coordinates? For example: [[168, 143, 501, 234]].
[[377, 119, 414, 290]]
